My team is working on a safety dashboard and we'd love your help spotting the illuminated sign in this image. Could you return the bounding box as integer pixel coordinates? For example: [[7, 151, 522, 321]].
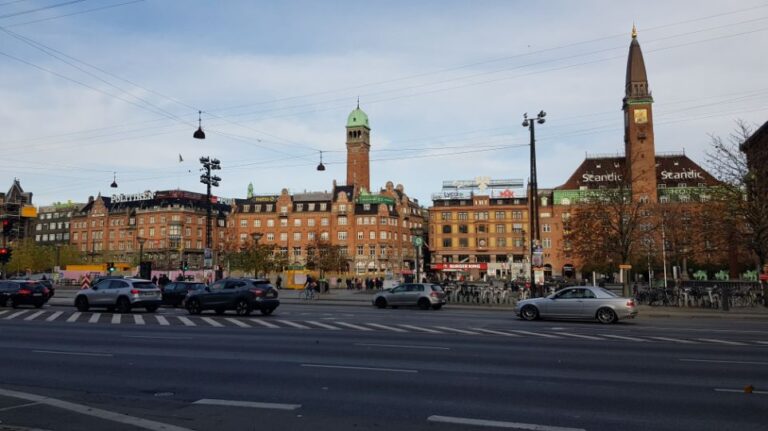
[[581, 173, 623, 183], [431, 263, 488, 271], [111, 191, 155, 203], [660, 169, 703, 180], [251, 196, 277, 202]]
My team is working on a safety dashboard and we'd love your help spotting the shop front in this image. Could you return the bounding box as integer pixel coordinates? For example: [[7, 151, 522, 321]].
[[431, 262, 489, 282]]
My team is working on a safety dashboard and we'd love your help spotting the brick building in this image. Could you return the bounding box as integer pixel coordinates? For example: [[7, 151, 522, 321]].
[[1, 180, 35, 245], [34, 202, 84, 246]]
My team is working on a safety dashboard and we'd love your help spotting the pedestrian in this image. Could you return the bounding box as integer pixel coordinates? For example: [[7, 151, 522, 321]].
[[276, 275, 282, 289], [151, 275, 158, 284]]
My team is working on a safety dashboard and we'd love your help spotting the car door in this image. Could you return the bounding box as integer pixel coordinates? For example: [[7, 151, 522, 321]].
[[223, 280, 247, 307], [546, 288, 585, 318], [579, 288, 600, 318], [388, 285, 409, 305], [90, 279, 112, 305], [162, 283, 176, 304], [105, 280, 129, 304], [203, 280, 229, 307], [405, 284, 424, 306]]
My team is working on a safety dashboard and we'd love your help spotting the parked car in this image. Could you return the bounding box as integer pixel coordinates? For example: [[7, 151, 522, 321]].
[[184, 278, 279, 316], [372, 283, 447, 310], [74, 278, 162, 313], [0, 280, 50, 308], [514, 286, 638, 324], [162, 281, 207, 307]]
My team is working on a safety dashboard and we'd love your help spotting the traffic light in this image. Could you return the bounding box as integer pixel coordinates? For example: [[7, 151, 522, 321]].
[[107, 262, 116, 273], [181, 260, 189, 271], [0, 247, 10, 264], [1, 219, 12, 235]]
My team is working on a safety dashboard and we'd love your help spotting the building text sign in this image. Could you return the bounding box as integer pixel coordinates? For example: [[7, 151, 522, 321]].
[[431, 263, 488, 271], [111, 191, 155, 203]]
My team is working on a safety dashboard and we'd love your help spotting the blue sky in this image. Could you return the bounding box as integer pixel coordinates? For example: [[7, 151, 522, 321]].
[[1, 0, 767, 206]]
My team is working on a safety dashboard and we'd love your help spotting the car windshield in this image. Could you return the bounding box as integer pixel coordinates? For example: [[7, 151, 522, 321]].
[[133, 282, 158, 290], [430, 285, 444, 292]]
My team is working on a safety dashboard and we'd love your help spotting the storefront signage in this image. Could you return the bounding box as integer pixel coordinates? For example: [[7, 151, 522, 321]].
[[251, 196, 277, 202], [111, 191, 155, 203], [431, 263, 488, 271], [357, 194, 396, 205], [582, 172, 623, 183], [660, 169, 703, 180]]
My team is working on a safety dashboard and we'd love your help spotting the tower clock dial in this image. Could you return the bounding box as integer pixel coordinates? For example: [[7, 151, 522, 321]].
[[634, 108, 648, 124]]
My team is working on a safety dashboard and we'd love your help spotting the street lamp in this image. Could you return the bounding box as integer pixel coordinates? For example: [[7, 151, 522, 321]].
[[137, 236, 147, 278], [522, 110, 546, 296], [199, 156, 221, 260], [193, 110, 205, 140], [411, 227, 424, 283]]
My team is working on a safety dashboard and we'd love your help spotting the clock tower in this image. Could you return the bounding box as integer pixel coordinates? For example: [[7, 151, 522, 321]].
[[623, 25, 657, 202], [346, 103, 371, 192]]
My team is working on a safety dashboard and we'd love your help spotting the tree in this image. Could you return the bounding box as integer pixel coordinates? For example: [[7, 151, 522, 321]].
[[305, 239, 346, 279], [5, 240, 82, 275]]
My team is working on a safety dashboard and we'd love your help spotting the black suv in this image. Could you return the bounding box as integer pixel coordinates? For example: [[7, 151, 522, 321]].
[[162, 281, 207, 307], [184, 278, 279, 316], [0, 280, 50, 308]]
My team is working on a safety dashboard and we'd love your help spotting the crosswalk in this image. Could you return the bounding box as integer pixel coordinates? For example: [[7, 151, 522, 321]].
[[1, 308, 767, 347]]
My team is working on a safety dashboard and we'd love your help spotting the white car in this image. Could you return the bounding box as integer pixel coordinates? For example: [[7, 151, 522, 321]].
[[515, 286, 638, 324]]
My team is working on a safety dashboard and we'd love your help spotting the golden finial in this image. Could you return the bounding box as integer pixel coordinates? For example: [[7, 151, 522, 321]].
[[632, 23, 637, 39]]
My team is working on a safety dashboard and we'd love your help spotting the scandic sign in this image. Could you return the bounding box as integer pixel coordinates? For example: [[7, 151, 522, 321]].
[[431, 263, 488, 270]]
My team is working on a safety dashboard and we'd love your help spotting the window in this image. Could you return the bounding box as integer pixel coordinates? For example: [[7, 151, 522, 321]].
[[240, 219, 247, 227], [267, 219, 275, 227], [338, 217, 347, 226], [280, 206, 288, 214], [441, 212, 451, 221], [280, 219, 288, 227], [474, 211, 489, 220], [253, 219, 261, 227], [339, 204, 347, 212], [279, 233, 287, 241], [321, 218, 329, 226], [542, 224, 551, 233], [497, 237, 507, 247], [459, 238, 469, 248], [266, 233, 275, 241], [458, 212, 468, 221], [380, 231, 387, 240], [308, 232, 316, 240], [442, 238, 452, 247], [496, 224, 505, 233], [307, 218, 316, 227], [293, 232, 301, 241], [512, 211, 523, 219], [338, 231, 348, 240], [458, 225, 468, 234], [495, 211, 505, 219], [369, 231, 376, 240], [293, 247, 301, 257], [357, 245, 364, 256], [296, 204, 303, 212], [542, 238, 552, 249], [369, 245, 376, 256], [320, 232, 329, 241], [477, 224, 487, 233], [442, 225, 452, 234], [357, 231, 364, 240]]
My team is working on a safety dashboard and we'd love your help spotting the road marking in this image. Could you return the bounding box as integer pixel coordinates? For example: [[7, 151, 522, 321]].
[[33, 350, 113, 357], [45, 311, 63, 322], [715, 388, 768, 395], [427, 415, 586, 430], [0, 387, 195, 431], [471, 328, 522, 337], [507, 330, 561, 339], [552, 332, 604, 341], [4, 310, 29, 320], [305, 320, 341, 330], [249, 318, 279, 328], [332, 321, 373, 331], [111, 314, 121, 324], [24, 311, 46, 321], [398, 324, 443, 334], [354, 343, 450, 350], [0, 310, 8, 316], [276, 320, 310, 329], [66, 312, 81, 322], [177, 316, 196, 326], [225, 318, 251, 328], [680, 358, 768, 365], [599, 334, 646, 342], [366, 323, 407, 332], [134, 315, 145, 325], [0, 401, 40, 412], [755, 341, 768, 345], [649, 337, 698, 344], [88, 313, 101, 324], [155, 315, 170, 326], [193, 398, 301, 410], [301, 363, 418, 373], [122, 335, 192, 340], [201, 317, 224, 327], [697, 338, 746, 346], [435, 326, 480, 335]]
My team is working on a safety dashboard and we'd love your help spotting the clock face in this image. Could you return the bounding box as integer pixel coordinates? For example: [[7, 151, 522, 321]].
[[634, 109, 648, 124]]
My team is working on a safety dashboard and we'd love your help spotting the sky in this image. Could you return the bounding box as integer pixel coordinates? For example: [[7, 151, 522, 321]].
[[1, 0, 767, 207]]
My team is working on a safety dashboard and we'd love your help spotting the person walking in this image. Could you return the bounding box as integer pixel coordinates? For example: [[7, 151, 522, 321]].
[[276, 275, 282, 289]]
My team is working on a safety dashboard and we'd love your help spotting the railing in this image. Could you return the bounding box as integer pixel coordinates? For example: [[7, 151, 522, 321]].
[[634, 280, 764, 308]]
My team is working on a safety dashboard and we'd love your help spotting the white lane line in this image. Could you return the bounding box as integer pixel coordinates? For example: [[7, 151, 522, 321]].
[[134, 315, 145, 325], [0, 387, 195, 431], [45, 311, 63, 322], [599, 334, 646, 342], [225, 318, 251, 328], [680, 358, 768, 365], [333, 321, 373, 331], [697, 338, 747, 346], [305, 320, 341, 330], [122, 335, 192, 340], [201, 317, 224, 327], [177, 316, 196, 327], [33, 350, 113, 357], [0, 401, 41, 412], [715, 388, 768, 395], [24, 311, 46, 321], [354, 343, 450, 350], [249, 318, 279, 329], [0, 310, 8, 316], [755, 341, 768, 345], [66, 312, 81, 323], [398, 324, 443, 334], [366, 323, 407, 332], [111, 314, 121, 324], [193, 398, 301, 410], [155, 315, 170, 326], [552, 332, 604, 341], [435, 326, 480, 335], [649, 337, 699, 344], [276, 320, 311, 329], [427, 415, 586, 430], [88, 313, 101, 324], [507, 330, 561, 339], [4, 310, 29, 320], [301, 363, 418, 374], [471, 328, 522, 337]]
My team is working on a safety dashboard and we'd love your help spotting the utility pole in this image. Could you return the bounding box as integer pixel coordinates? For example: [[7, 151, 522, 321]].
[[522, 111, 546, 296], [199, 157, 221, 256]]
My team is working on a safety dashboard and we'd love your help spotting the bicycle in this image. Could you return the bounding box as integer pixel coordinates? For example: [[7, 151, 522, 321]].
[[299, 286, 317, 300]]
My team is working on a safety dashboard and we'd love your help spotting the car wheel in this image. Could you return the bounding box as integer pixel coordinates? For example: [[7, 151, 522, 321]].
[[431, 304, 443, 310], [214, 307, 226, 315], [34, 300, 45, 309], [235, 299, 252, 316], [520, 305, 539, 321], [75, 296, 89, 312], [596, 307, 617, 324], [9, 298, 19, 309], [145, 305, 158, 313], [374, 297, 387, 309], [418, 298, 431, 310], [186, 299, 202, 315], [260, 308, 274, 316], [116, 297, 132, 314]]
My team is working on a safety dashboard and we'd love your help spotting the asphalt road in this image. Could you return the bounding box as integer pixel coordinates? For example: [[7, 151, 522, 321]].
[[0, 302, 766, 431]]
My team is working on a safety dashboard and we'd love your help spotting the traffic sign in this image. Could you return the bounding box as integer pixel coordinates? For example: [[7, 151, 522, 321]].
[[760, 274, 768, 281], [413, 236, 423, 247], [619, 264, 632, 270]]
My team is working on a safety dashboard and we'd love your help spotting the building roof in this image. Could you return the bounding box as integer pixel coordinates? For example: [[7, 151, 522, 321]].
[[626, 30, 648, 96], [346, 106, 370, 129], [741, 120, 768, 152], [293, 191, 332, 202]]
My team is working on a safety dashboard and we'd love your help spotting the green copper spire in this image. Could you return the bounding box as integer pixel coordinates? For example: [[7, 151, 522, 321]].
[[346, 101, 370, 129]]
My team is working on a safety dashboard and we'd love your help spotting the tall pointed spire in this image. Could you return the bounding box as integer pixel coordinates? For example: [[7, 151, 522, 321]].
[[625, 25, 650, 100], [632, 23, 637, 39]]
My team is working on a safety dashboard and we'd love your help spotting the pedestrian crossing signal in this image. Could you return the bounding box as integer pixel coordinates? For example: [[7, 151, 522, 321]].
[[107, 262, 116, 273], [0, 247, 10, 264]]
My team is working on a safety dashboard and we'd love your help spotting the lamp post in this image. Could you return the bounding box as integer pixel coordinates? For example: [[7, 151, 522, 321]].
[[522, 110, 546, 296], [251, 232, 263, 278], [411, 227, 424, 283], [137, 236, 146, 278], [199, 156, 221, 262]]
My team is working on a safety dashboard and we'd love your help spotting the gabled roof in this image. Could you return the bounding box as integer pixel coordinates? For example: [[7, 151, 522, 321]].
[[741, 120, 768, 152]]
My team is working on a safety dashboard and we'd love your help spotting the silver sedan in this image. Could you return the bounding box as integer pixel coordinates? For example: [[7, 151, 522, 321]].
[[514, 286, 638, 324]]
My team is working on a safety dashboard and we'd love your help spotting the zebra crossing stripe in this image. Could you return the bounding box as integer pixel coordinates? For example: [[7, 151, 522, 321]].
[[111, 314, 121, 325], [600, 334, 646, 342], [249, 318, 279, 329], [24, 311, 46, 321], [649, 337, 698, 344], [366, 323, 407, 332], [155, 316, 170, 326], [66, 312, 81, 323], [134, 315, 145, 325], [276, 320, 310, 329], [398, 325, 443, 334], [333, 322, 373, 331], [201, 317, 224, 327], [177, 316, 196, 327], [305, 321, 341, 330], [46, 311, 63, 322], [471, 328, 522, 337], [0, 310, 8, 317], [435, 326, 480, 335], [224, 318, 250, 328], [507, 330, 561, 339], [4, 310, 29, 320], [88, 313, 101, 324], [552, 332, 604, 341], [697, 338, 746, 346], [755, 341, 768, 345]]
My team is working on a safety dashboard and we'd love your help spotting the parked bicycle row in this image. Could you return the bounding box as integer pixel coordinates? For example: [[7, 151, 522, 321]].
[[634, 284, 764, 308]]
